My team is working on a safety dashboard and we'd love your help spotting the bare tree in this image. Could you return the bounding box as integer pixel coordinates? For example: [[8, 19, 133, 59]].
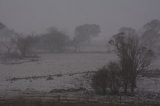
[[109, 27, 153, 94]]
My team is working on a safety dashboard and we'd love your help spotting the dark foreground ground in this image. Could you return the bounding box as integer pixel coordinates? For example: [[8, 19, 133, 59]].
[[0, 102, 159, 106], [0, 99, 159, 106]]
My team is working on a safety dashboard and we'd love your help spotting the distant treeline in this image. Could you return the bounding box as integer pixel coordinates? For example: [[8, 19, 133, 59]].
[[0, 24, 101, 59]]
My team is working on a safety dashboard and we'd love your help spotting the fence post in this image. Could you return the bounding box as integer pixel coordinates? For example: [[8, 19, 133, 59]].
[[119, 94, 121, 104], [57, 95, 60, 102]]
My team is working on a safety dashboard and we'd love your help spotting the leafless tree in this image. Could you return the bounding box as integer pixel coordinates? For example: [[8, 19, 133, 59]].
[[109, 27, 153, 94]]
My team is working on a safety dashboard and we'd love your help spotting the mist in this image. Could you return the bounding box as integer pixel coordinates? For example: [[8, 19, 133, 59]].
[[0, 0, 160, 105], [0, 0, 160, 37]]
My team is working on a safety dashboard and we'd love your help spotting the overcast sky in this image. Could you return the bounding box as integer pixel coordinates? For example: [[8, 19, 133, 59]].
[[0, 0, 160, 38]]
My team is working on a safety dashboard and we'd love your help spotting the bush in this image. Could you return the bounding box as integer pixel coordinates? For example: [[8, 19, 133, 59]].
[[92, 66, 109, 95], [91, 62, 121, 95]]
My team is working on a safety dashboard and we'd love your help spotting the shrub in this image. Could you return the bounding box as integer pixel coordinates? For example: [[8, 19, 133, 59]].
[[92, 66, 109, 95], [91, 62, 121, 95]]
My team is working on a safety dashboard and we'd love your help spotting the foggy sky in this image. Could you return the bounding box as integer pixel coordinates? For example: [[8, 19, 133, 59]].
[[0, 0, 160, 38]]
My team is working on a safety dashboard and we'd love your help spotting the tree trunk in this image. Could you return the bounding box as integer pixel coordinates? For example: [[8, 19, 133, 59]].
[[102, 88, 106, 95], [131, 86, 135, 94], [130, 79, 136, 94], [124, 83, 128, 94]]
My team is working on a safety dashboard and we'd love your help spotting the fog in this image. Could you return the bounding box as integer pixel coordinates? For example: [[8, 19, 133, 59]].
[[0, 0, 160, 38], [0, 1, 160, 105]]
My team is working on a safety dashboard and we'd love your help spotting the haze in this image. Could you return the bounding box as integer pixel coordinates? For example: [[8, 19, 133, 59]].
[[0, 0, 160, 38]]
